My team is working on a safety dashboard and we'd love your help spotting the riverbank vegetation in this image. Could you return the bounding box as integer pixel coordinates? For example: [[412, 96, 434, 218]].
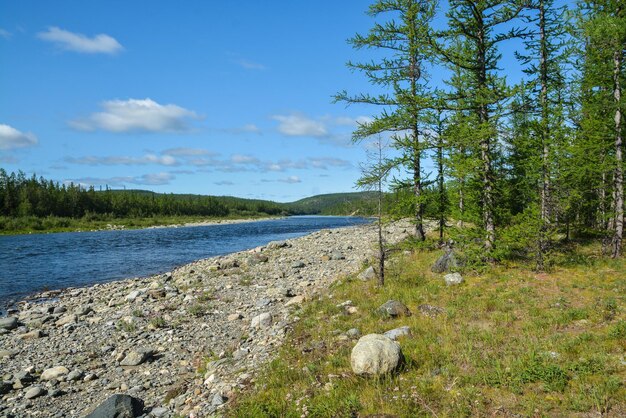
[[228, 235, 626, 417], [333, 0, 625, 266], [0, 170, 386, 234]]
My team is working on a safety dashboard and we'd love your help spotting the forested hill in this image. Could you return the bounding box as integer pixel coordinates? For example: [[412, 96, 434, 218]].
[[0, 170, 378, 223], [287, 192, 378, 215]]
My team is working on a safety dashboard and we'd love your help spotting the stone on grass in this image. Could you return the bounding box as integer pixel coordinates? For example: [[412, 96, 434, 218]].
[[418, 304, 445, 318], [431, 250, 461, 273], [346, 328, 361, 338], [358, 266, 376, 281], [84, 394, 145, 418], [377, 300, 411, 318], [0, 316, 18, 330], [250, 312, 272, 329], [40, 366, 69, 381], [384, 326, 411, 341], [351, 334, 403, 375], [444, 273, 464, 286]]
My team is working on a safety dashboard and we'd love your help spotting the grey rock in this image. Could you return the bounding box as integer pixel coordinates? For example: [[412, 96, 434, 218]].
[[444, 273, 464, 286], [150, 407, 169, 417], [291, 261, 305, 269], [0, 349, 18, 359], [346, 328, 361, 338], [84, 394, 145, 418], [251, 312, 272, 329], [0, 381, 12, 395], [52, 306, 67, 314], [431, 250, 462, 273], [350, 334, 403, 375], [75, 305, 94, 316], [55, 314, 77, 327], [267, 240, 288, 249], [120, 348, 154, 366], [66, 369, 83, 382], [358, 266, 376, 281], [0, 316, 18, 330], [25, 386, 46, 399], [125, 290, 142, 302], [211, 393, 226, 407], [384, 326, 411, 341], [18, 329, 43, 340], [377, 300, 411, 318], [418, 304, 445, 318], [331, 250, 345, 260], [49, 389, 64, 397], [40, 366, 69, 381], [13, 370, 34, 386]]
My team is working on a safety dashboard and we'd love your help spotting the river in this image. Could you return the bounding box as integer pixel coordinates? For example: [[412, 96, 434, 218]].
[[0, 216, 371, 314]]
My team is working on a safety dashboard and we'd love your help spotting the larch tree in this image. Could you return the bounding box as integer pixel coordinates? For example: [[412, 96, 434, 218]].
[[434, 0, 527, 256], [335, 0, 439, 241], [516, 0, 571, 269], [578, 0, 626, 257]]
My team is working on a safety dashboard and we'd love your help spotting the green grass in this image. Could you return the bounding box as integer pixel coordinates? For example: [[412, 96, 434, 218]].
[[227, 239, 626, 417], [0, 213, 280, 235]]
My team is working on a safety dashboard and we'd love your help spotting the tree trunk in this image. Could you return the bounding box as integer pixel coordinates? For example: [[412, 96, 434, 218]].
[[410, 51, 425, 241], [612, 45, 624, 258], [377, 139, 385, 285], [537, 0, 550, 271], [437, 129, 445, 243], [477, 22, 495, 255]]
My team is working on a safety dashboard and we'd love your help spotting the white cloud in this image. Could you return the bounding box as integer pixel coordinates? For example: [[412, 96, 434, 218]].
[[65, 153, 178, 166], [262, 176, 302, 184], [0, 124, 38, 150], [70, 98, 201, 133], [236, 59, 266, 70], [231, 154, 260, 164], [272, 113, 328, 138], [0, 28, 12, 39], [162, 147, 215, 157], [281, 176, 301, 184], [66, 172, 174, 187], [37, 27, 122, 54], [214, 180, 234, 186]]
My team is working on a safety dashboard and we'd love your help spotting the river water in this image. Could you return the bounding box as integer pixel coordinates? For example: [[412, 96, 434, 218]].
[[0, 216, 371, 313]]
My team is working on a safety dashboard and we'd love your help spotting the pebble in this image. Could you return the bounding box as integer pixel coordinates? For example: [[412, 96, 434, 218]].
[[25, 386, 46, 399]]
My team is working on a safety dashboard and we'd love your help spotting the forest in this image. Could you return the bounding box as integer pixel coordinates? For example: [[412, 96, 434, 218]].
[[333, 0, 625, 269]]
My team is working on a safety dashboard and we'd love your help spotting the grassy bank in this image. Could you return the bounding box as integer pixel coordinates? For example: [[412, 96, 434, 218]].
[[227, 238, 626, 417], [0, 213, 280, 235]]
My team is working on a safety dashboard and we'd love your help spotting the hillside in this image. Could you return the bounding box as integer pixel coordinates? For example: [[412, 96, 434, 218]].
[[287, 192, 378, 215]]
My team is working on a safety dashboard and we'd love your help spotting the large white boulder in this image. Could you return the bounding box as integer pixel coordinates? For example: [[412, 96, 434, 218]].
[[350, 334, 403, 375]]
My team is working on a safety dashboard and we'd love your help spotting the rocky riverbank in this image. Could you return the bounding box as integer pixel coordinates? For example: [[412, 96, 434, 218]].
[[0, 219, 415, 417]]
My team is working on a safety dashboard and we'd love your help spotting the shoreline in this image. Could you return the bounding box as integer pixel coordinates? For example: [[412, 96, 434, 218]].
[[0, 219, 414, 417], [0, 215, 286, 237]]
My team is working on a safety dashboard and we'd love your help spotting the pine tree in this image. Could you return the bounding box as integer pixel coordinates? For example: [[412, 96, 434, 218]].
[[335, 0, 439, 241]]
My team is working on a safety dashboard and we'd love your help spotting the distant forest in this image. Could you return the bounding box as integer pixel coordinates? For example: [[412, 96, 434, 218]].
[[0, 170, 393, 229]]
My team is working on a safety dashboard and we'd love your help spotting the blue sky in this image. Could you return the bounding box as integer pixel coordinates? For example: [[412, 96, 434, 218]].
[[0, 0, 573, 202]]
